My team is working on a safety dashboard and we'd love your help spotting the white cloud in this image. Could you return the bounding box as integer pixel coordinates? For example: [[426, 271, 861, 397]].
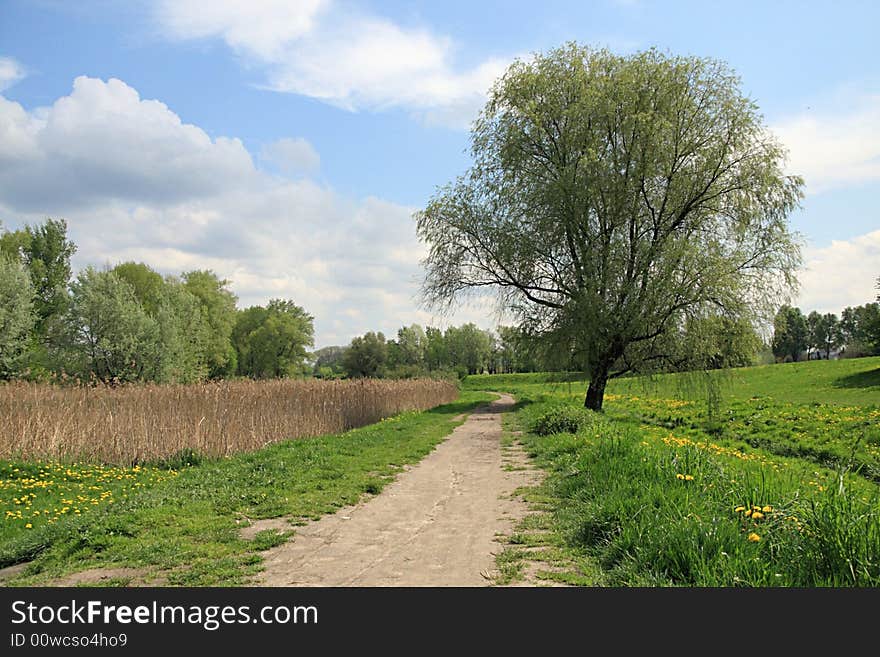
[[772, 94, 880, 195], [0, 76, 256, 211], [261, 137, 320, 175], [0, 57, 25, 91], [156, 0, 329, 60], [0, 76, 497, 348], [153, 1, 511, 128], [796, 230, 880, 313]]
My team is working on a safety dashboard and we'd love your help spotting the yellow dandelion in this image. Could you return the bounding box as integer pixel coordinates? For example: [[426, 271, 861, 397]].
[[762, 505, 773, 513], [734, 506, 746, 513], [747, 533, 761, 542], [752, 511, 765, 520], [684, 475, 694, 481], [744, 509, 753, 518], [676, 474, 685, 480], [25, 523, 32, 529]]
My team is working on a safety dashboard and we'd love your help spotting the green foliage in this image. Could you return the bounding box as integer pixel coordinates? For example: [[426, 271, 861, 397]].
[[182, 270, 238, 378], [772, 305, 808, 362], [0, 225, 30, 262], [531, 405, 595, 436], [444, 323, 493, 375], [63, 267, 161, 382], [311, 345, 348, 378], [0, 256, 36, 378], [392, 324, 427, 367], [805, 311, 842, 359], [840, 303, 880, 357], [232, 299, 314, 379], [417, 44, 803, 410], [112, 262, 165, 316], [155, 279, 211, 383], [21, 218, 76, 333], [674, 314, 762, 370], [343, 331, 388, 378]]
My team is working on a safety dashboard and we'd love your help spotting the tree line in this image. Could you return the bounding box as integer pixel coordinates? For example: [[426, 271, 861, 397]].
[[771, 295, 880, 363], [315, 323, 537, 380], [0, 218, 313, 383], [327, 313, 767, 381]]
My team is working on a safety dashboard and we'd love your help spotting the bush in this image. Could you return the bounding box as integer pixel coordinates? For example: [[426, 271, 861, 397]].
[[532, 405, 595, 436]]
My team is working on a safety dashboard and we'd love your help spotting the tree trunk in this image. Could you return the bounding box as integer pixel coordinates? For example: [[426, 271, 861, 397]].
[[584, 366, 609, 411]]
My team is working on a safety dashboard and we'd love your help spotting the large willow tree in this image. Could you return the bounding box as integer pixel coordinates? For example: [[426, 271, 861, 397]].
[[416, 45, 803, 410]]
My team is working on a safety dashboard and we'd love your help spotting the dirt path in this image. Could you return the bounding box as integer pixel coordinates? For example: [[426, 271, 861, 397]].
[[258, 393, 537, 586]]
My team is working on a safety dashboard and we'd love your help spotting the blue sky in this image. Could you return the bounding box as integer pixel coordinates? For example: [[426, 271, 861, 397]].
[[1, 0, 878, 347]]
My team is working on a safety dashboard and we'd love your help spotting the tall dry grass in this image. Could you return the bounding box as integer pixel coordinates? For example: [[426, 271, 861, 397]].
[[0, 378, 458, 465]]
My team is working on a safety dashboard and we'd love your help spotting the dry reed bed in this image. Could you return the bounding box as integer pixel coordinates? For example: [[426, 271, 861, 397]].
[[0, 378, 459, 465]]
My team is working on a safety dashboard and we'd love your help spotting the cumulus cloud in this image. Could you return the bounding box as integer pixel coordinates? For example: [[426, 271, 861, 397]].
[[0, 57, 25, 91], [0, 76, 256, 212], [772, 94, 880, 195], [261, 137, 320, 175], [0, 76, 497, 347], [795, 230, 880, 313], [153, 1, 511, 128]]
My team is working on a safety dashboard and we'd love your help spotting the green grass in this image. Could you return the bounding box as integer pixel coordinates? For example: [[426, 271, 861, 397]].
[[466, 356, 880, 407], [473, 357, 880, 587], [0, 390, 493, 586]]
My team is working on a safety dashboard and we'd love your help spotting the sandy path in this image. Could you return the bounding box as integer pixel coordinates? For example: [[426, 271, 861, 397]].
[[258, 393, 535, 586]]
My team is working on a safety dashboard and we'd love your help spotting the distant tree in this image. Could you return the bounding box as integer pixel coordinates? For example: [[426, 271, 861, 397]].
[[311, 345, 348, 378], [806, 311, 823, 360], [22, 219, 77, 333], [112, 262, 165, 316], [0, 257, 36, 378], [417, 45, 802, 409], [233, 299, 314, 379], [395, 324, 427, 367], [343, 332, 388, 378], [840, 303, 880, 357], [64, 268, 161, 382], [182, 270, 238, 378], [445, 323, 493, 375], [1, 219, 77, 335], [772, 305, 808, 362], [155, 280, 211, 383], [819, 313, 842, 359], [424, 326, 448, 371], [497, 325, 547, 373]]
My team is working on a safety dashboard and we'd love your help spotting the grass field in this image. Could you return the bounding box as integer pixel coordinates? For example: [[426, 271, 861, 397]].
[[0, 391, 492, 586], [469, 357, 880, 586]]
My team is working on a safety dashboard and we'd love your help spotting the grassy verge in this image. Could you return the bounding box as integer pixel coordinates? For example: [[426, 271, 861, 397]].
[[1, 390, 493, 586], [492, 390, 880, 586], [493, 407, 607, 587]]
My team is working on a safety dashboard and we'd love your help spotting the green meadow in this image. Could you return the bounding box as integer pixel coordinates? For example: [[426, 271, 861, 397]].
[[468, 357, 880, 586]]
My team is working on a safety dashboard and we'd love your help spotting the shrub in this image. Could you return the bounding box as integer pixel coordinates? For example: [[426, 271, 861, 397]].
[[532, 405, 595, 436]]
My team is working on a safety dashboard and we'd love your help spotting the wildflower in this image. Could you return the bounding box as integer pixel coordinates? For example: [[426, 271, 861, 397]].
[[752, 511, 765, 520], [744, 509, 752, 518], [762, 505, 773, 513], [25, 523, 32, 529], [676, 474, 685, 480], [734, 506, 746, 513], [747, 533, 761, 542], [684, 475, 694, 481]]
